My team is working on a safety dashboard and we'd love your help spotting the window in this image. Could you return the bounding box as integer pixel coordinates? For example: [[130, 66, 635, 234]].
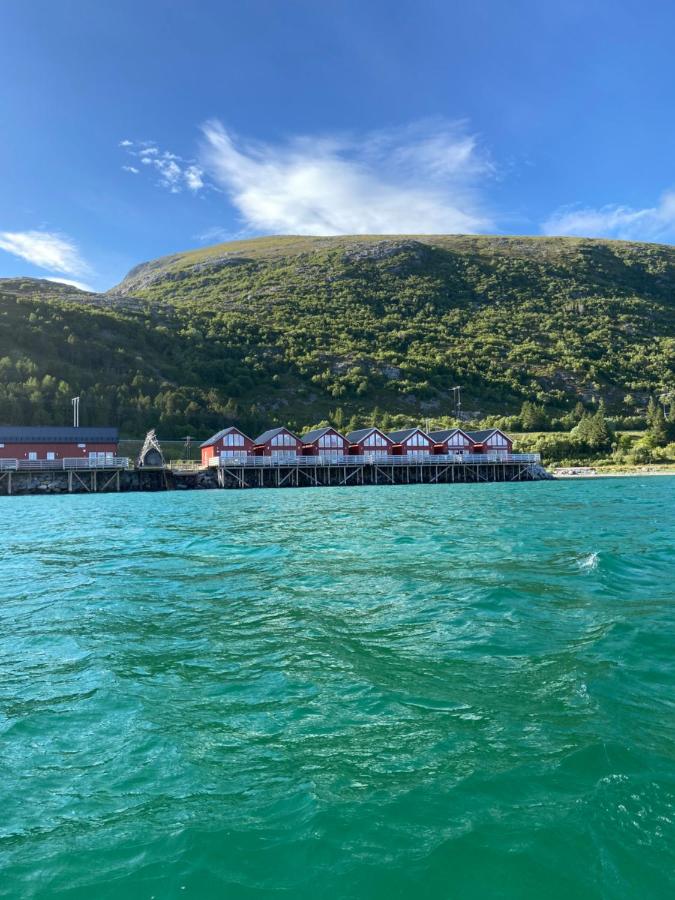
[[28, 452, 37, 461], [223, 432, 244, 447], [407, 432, 430, 448], [364, 432, 387, 448], [46, 452, 56, 461], [272, 432, 295, 447], [319, 433, 343, 449]]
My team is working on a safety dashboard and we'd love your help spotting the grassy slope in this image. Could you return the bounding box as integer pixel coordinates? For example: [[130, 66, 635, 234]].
[[1, 235, 674, 437]]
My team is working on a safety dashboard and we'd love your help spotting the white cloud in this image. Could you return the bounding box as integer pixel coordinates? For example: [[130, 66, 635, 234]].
[[542, 191, 675, 242], [120, 140, 205, 193], [0, 230, 89, 276], [45, 276, 94, 292], [199, 119, 493, 234], [185, 165, 204, 191]]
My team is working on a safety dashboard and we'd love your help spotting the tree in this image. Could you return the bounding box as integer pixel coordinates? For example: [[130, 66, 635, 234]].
[[647, 405, 670, 447], [519, 400, 548, 431], [572, 404, 613, 452], [330, 406, 344, 430], [646, 396, 659, 428]]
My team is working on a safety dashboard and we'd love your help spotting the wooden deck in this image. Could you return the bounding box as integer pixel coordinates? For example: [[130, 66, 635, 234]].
[[212, 454, 544, 488], [0, 453, 546, 495]]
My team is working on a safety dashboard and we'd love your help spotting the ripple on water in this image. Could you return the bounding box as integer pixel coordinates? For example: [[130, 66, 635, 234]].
[[0, 479, 674, 899]]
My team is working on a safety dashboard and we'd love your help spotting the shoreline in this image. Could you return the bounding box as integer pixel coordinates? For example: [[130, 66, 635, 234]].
[[554, 468, 675, 479]]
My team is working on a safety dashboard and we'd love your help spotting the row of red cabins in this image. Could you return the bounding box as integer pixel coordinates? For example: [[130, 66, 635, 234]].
[[200, 425, 513, 466], [0, 424, 512, 465]]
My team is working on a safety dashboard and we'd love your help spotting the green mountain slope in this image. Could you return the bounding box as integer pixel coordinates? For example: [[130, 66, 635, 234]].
[[1, 235, 674, 437]]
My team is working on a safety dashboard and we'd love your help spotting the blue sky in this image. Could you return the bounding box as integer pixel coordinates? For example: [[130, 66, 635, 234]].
[[2, 0, 675, 291]]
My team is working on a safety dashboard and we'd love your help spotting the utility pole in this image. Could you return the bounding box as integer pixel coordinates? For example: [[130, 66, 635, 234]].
[[71, 396, 80, 428], [451, 386, 462, 420], [183, 435, 193, 460]]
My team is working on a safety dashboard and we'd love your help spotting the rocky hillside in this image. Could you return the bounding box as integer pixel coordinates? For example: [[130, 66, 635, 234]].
[[1, 235, 674, 436]]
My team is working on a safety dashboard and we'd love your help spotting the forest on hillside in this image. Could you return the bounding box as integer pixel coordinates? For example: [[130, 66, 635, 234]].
[[0, 235, 673, 450]]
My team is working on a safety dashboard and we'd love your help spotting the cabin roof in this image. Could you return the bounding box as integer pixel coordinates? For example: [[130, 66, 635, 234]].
[[387, 427, 430, 442], [346, 427, 391, 443], [0, 426, 118, 443], [254, 426, 298, 444], [466, 428, 509, 442], [200, 426, 250, 448], [300, 426, 345, 444]]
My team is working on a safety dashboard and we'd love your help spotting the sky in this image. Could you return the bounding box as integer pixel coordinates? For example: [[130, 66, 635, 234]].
[[2, 0, 675, 291]]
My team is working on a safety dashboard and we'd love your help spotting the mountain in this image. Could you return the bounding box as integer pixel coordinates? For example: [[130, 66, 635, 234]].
[[1, 235, 674, 437]]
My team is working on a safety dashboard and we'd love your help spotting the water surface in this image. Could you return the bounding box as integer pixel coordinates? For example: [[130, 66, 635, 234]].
[[1, 479, 674, 898]]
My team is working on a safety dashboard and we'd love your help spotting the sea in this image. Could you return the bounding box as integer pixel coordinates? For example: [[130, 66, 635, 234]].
[[1, 478, 674, 899]]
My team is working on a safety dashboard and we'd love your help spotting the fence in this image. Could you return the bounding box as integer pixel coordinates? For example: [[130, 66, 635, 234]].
[[0, 458, 130, 471], [212, 452, 540, 467]]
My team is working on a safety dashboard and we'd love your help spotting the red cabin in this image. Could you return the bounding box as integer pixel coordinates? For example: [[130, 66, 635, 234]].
[[300, 427, 348, 459], [466, 429, 513, 456], [429, 427, 474, 456], [200, 426, 254, 466], [254, 427, 302, 459], [346, 427, 394, 458], [0, 426, 118, 463], [386, 427, 434, 458]]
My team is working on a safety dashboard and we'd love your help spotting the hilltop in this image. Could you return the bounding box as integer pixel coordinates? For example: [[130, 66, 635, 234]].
[[1, 234, 674, 436]]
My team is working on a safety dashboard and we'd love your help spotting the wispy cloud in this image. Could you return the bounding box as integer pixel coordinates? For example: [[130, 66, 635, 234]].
[[45, 276, 94, 292], [0, 230, 89, 276], [196, 225, 235, 244], [120, 140, 205, 193], [542, 191, 675, 242], [199, 119, 494, 234]]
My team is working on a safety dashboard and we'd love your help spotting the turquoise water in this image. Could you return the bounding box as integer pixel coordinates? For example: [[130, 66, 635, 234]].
[[1, 479, 674, 899]]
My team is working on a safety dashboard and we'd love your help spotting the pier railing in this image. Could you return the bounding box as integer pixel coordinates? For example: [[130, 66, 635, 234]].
[[212, 452, 540, 467], [167, 460, 203, 473], [0, 457, 130, 471], [62, 457, 130, 470]]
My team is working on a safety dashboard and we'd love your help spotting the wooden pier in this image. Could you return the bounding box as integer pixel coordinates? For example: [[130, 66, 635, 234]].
[[0, 454, 546, 496], [213, 454, 545, 489]]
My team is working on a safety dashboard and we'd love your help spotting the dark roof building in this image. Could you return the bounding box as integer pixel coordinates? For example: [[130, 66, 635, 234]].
[[0, 426, 118, 443]]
